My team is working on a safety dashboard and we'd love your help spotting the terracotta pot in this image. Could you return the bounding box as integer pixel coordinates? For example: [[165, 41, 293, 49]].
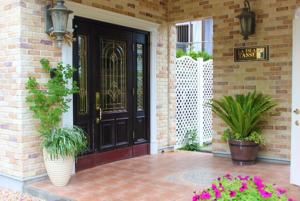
[[43, 148, 74, 186], [228, 140, 259, 166]]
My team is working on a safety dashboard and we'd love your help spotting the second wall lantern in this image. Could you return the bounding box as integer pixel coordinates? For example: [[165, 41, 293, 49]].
[[45, 0, 73, 48], [237, 0, 256, 40]]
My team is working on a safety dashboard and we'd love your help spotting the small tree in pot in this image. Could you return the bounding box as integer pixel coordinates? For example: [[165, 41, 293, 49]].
[[26, 59, 87, 186], [211, 91, 277, 165]]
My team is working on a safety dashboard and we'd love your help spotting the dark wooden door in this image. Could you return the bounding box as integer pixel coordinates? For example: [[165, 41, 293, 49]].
[[73, 17, 150, 171]]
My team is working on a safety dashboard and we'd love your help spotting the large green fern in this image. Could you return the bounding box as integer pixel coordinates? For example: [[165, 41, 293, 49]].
[[211, 91, 277, 144]]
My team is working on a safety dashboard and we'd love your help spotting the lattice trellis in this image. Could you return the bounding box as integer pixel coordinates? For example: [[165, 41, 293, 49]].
[[175, 56, 214, 147]]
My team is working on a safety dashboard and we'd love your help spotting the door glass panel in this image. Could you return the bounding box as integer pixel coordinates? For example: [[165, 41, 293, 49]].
[[136, 44, 144, 111], [78, 35, 88, 115], [100, 39, 127, 111]]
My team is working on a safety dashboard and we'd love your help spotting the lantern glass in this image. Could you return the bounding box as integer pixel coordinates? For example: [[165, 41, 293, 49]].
[[46, 0, 73, 48], [237, 0, 255, 40], [51, 10, 69, 33]]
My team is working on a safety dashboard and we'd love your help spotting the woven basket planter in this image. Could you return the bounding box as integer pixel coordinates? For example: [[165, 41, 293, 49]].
[[43, 148, 74, 187]]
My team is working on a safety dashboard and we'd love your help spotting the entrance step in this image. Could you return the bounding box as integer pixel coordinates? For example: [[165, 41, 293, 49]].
[[24, 185, 74, 201]]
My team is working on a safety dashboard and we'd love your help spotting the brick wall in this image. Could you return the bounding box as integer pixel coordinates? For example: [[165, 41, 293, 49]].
[[0, 0, 174, 180], [0, 0, 23, 179], [168, 0, 299, 161], [1, 0, 298, 181]]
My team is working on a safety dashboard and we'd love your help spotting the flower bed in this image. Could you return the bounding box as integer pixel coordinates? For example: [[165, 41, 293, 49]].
[[193, 175, 296, 201], [0, 188, 44, 201]]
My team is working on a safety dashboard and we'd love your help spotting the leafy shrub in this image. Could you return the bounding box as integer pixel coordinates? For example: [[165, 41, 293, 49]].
[[179, 130, 202, 151], [193, 175, 295, 201], [211, 91, 277, 145], [176, 49, 213, 61], [26, 59, 87, 159]]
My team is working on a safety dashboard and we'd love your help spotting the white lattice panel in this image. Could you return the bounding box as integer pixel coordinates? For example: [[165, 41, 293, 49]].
[[201, 60, 214, 144], [175, 57, 213, 147], [176, 57, 199, 147]]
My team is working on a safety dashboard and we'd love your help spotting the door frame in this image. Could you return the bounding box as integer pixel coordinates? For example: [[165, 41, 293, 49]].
[[61, 1, 159, 156], [291, 8, 300, 186]]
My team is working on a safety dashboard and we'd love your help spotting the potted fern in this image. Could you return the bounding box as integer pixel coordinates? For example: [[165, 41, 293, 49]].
[[26, 59, 87, 186], [211, 91, 277, 165]]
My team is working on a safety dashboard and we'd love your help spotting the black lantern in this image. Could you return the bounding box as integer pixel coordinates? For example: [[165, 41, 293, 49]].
[[45, 0, 73, 48], [237, 0, 256, 40]]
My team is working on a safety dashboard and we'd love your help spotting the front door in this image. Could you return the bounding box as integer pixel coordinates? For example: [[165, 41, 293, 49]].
[[291, 18, 300, 186], [73, 17, 150, 171]]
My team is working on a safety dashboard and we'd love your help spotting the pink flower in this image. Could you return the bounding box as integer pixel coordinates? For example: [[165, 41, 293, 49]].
[[238, 175, 250, 181], [224, 174, 232, 180], [259, 189, 273, 199], [192, 194, 200, 201], [277, 187, 287, 196], [288, 198, 295, 201], [212, 184, 222, 199], [215, 189, 222, 199], [240, 182, 248, 192], [200, 191, 211, 200], [254, 176, 265, 189], [230, 191, 237, 198], [193, 195, 200, 201]]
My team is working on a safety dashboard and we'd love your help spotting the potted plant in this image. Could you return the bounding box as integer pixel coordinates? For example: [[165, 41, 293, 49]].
[[26, 59, 87, 186], [211, 91, 277, 165]]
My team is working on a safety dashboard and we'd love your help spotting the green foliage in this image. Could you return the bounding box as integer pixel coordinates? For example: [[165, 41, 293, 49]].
[[26, 59, 87, 159], [176, 49, 213, 61], [179, 130, 202, 151], [43, 127, 87, 160], [26, 59, 78, 137], [211, 91, 277, 145]]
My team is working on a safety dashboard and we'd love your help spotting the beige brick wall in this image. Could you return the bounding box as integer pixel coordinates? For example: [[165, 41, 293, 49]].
[[1, 0, 298, 181], [0, 0, 23, 179], [168, 0, 299, 161], [0, 0, 174, 180]]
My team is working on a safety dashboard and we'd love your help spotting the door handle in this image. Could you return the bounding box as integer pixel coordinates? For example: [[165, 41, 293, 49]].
[[96, 92, 102, 124], [99, 107, 102, 120], [96, 107, 102, 124], [294, 109, 300, 115], [296, 120, 300, 126]]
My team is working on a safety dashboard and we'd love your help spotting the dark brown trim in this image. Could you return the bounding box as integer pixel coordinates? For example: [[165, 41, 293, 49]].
[[76, 144, 149, 171]]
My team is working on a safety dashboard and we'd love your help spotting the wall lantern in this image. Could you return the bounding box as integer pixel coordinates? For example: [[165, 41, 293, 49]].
[[45, 0, 73, 48], [237, 0, 256, 40]]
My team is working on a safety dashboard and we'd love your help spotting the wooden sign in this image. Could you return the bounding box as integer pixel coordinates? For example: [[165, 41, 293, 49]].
[[234, 46, 269, 62]]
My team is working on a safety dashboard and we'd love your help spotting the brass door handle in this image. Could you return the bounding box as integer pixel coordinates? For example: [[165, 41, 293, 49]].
[[96, 107, 102, 124], [294, 109, 300, 115], [99, 107, 102, 120], [296, 120, 300, 126]]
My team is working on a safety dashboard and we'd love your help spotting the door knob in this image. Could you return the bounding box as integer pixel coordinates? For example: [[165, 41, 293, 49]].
[[294, 109, 300, 115], [295, 120, 300, 126]]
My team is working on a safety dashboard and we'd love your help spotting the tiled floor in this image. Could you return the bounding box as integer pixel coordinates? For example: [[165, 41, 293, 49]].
[[28, 151, 300, 201]]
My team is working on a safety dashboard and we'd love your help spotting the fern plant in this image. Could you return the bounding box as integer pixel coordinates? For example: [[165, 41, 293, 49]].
[[211, 91, 277, 145], [26, 59, 87, 159]]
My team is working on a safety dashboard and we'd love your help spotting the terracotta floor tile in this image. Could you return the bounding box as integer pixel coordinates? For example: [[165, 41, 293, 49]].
[[28, 152, 300, 200]]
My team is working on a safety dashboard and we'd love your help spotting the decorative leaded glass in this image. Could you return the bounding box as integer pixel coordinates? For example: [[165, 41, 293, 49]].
[[136, 44, 144, 111], [100, 39, 127, 111], [78, 35, 88, 115]]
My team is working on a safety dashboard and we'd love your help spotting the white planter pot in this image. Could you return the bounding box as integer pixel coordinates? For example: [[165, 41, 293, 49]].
[[43, 148, 74, 187]]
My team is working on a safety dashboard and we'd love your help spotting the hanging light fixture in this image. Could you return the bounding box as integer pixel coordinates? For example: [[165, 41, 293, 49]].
[[237, 0, 256, 40], [45, 0, 73, 48]]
